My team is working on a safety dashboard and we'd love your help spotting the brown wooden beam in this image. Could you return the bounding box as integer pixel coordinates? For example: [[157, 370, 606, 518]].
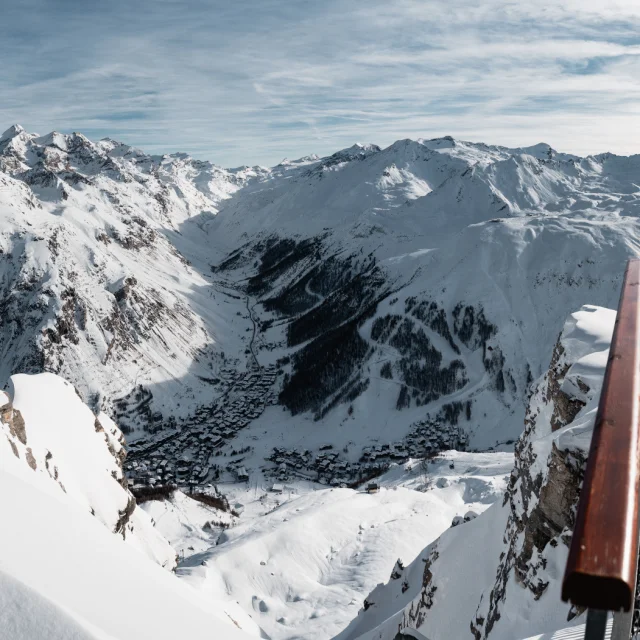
[[562, 258, 640, 612]]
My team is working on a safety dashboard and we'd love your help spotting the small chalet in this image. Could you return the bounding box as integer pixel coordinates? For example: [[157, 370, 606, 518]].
[[366, 483, 380, 494], [235, 467, 249, 482]]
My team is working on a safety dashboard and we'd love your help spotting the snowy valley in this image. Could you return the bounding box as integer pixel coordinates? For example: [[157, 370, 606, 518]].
[[0, 123, 638, 639]]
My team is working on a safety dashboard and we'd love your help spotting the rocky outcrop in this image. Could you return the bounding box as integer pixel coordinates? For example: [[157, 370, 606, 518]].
[[2, 402, 27, 446], [403, 547, 440, 631], [1, 395, 38, 470], [545, 341, 586, 432]]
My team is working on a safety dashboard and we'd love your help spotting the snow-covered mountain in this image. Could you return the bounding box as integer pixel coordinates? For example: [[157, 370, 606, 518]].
[[3, 124, 637, 458], [1, 124, 639, 638]]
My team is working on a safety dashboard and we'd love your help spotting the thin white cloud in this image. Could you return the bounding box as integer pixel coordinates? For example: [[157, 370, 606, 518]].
[[1, 0, 640, 165]]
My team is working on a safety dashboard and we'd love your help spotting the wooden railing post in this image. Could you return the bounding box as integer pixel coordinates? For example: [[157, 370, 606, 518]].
[[562, 259, 640, 639]]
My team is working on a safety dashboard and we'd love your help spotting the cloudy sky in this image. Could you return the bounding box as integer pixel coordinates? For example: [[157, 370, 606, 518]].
[[2, 0, 640, 166]]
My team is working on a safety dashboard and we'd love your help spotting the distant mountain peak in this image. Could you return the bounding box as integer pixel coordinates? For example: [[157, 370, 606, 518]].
[[0, 124, 26, 142], [422, 135, 457, 149]]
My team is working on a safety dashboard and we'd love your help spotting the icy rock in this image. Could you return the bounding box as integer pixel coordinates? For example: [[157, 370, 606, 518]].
[[390, 558, 405, 580], [450, 515, 464, 527]]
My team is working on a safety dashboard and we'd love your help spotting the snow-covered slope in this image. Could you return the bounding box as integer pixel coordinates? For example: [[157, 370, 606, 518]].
[[0, 371, 261, 640], [155, 451, 512, 640], [0, 570, 104, 640], [337, 305, 614, 640], [0, 371, 174, 568], [139, 488, 237, 559]]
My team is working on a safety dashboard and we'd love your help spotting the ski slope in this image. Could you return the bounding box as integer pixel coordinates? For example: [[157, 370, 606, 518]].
[[141, 452, 512, 640]]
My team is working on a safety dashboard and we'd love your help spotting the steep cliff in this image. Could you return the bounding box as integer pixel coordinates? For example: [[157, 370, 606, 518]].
[[0, 370, 262, 639]]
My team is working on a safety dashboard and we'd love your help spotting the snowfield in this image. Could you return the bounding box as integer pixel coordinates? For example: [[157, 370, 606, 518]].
[[169, 452, 512, 640]]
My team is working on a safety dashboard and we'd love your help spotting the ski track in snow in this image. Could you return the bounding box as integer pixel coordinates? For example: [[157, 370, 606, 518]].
[[152, 451, 513, 640]]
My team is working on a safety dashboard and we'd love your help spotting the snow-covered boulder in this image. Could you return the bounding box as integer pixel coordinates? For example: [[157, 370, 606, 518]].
[[0, 372, 175, 569], [337, 305, 615, 640]]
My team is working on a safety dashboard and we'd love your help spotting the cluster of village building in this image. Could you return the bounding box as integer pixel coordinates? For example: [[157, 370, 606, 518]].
[[123, 363, 470, 492], [400, 417, 469, 457], [261, 418, 469, 487], [124, 365, 278, 487]]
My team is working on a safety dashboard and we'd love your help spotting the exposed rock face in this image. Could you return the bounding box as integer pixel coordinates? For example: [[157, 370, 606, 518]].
[[514, 445, 585, 589], [1, 402, 27, 446], [402, 547, 439, 631], [546, 341, 586, 432], [114, 494, 137, 536], [95, 416, 126, 471]]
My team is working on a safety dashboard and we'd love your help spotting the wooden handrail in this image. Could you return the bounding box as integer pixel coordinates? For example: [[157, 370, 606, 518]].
[[562, 258, 640, 612]]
